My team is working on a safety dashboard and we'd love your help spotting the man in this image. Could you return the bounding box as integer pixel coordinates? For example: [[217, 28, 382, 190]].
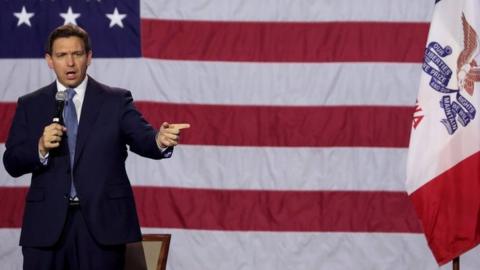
[[2, 24, 190, 269]]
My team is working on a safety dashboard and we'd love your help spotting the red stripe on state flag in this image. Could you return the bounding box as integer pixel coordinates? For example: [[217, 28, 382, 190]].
[[0, 187, 421, 233], [410, 151, 480, 265], [141, 19, 429, 62], [0, 102, 414, 147]]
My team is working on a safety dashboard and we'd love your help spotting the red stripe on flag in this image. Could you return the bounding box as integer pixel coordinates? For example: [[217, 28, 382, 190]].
[[0, 102, 16, 144], [410, 151, 480, 265], [0, 187, 421, 233], [0, 102, 413, 147], [141, 19, 428, 62], [0, 187, 26, 228], [137, 102, 414, 147]]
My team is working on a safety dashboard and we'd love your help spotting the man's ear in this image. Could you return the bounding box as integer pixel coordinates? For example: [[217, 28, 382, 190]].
[[87, 50, 92, 66], [45, 53, 53, 69]]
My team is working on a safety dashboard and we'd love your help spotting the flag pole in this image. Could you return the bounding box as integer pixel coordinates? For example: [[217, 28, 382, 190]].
[[453, 256, 459, 270]]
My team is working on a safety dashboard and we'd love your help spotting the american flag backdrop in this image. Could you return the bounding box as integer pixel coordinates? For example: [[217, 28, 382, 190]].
[[1, 0, 480, 269]]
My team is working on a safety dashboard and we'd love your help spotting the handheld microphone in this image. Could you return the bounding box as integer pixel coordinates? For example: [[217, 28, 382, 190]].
[[53, 91, 66, 124]]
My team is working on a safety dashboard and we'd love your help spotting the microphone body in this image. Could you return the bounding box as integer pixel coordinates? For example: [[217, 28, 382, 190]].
[[53, 91, 66, 124]]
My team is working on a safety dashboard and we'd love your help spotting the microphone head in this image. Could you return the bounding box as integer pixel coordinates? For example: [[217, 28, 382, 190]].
[[55, 91, 66, 102], [53, 91, 66, 123]]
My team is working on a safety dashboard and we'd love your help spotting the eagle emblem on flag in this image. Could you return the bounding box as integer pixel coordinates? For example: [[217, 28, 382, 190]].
[[457, 14, 480, 96], [420, 13, 479, 135]]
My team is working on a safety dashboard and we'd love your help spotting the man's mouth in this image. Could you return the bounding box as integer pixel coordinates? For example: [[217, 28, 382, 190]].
[[66, 71, 76, 79]]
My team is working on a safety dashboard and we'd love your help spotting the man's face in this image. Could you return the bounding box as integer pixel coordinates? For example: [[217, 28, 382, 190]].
[[46, 36, 92, 88]]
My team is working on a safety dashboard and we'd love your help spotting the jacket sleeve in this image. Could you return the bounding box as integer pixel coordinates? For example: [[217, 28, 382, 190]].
[[3, 97, 45, 177], [119, 90, 173, 159]]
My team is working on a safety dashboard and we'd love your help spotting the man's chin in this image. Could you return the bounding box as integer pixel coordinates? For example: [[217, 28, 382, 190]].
[[60, 78, 81, 88]]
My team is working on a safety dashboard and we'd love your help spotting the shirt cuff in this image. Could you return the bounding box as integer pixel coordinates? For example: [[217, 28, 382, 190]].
[[39, 151, 49, 166], [155, 132, 168, 153]]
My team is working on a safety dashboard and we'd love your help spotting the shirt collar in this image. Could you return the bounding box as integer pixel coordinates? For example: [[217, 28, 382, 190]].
[[55, 76, 88, 100]]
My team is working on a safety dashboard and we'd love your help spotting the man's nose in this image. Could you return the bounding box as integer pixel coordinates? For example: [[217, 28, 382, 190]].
[[66, 55, 75, 66]]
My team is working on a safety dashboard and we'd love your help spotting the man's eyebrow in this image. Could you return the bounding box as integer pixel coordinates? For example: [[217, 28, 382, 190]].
[[54, 50, 85, 54]]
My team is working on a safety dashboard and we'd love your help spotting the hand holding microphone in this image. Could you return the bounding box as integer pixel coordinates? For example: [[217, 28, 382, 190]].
[[38, 123, 66, 156], [38, 92, 68, 156]]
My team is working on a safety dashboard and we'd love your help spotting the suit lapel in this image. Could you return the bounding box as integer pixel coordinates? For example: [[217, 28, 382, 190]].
[[74, 77, 106, 167]]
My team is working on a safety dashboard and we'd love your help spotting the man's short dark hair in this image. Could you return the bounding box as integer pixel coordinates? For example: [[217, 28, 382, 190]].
[[45, 24, 91, 55]]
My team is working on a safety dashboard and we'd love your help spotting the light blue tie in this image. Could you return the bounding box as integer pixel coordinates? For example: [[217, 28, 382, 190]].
[[64, 88, 78, 198]]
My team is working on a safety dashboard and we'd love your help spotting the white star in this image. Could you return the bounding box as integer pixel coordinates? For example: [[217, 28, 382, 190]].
[[106, 8, 127, 28], [13, 6, 34, 27], [60, 6, 81, 25]]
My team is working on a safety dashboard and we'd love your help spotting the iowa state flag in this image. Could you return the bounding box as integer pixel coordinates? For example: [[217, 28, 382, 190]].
[[407, 0, 480, 265]]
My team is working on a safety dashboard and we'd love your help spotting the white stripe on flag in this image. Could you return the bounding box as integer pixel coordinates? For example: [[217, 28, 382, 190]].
[[142, 228, 447, 270], [2, 227, 480, 270], [0, 145, 407, 191], [0, 229, 22, 270], [125, 145, 408, 191], [141, 0, 434, 22], [0, 59, 420, 106]]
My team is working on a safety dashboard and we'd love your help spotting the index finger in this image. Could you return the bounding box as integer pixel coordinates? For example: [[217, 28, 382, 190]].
[[169, 123, 191, 130], [49, 123, 65, 130]]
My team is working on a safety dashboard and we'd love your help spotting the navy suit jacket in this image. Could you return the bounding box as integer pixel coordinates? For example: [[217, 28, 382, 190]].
[[3, 77, 172, 247]]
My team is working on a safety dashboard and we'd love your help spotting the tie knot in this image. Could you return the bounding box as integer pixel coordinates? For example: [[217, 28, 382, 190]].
[[66, 88, 76, 101]]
